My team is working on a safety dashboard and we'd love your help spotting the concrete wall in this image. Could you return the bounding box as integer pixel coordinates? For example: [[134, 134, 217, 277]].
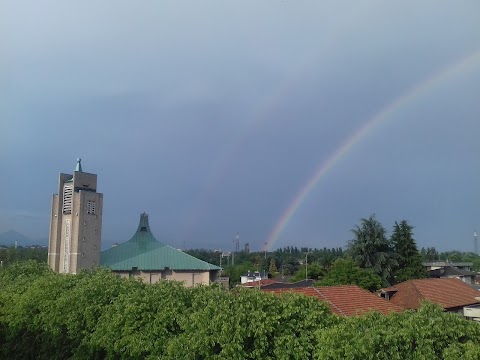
[[113, 269, 219, 287]]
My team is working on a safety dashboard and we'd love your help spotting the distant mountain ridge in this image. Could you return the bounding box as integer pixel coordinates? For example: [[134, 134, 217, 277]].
[[0, 230, 48, 247]]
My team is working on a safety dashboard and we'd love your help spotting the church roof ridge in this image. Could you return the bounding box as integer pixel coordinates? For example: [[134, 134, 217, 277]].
[[101, 213, 221, 271]]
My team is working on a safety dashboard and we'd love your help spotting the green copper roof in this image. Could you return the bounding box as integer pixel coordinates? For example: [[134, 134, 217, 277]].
[[100, 213, 221, 271], [75, 158, 82, 172]]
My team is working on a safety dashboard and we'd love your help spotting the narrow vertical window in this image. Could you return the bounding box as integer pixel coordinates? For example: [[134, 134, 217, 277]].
[[62, 185, 73, 214], [87, 200, 96, 215]]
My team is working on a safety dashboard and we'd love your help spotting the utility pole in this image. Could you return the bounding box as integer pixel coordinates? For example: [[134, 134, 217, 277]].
[[475, 230, 478, 256], [235, 232, 240, 252], [305, 252, 312, 280]]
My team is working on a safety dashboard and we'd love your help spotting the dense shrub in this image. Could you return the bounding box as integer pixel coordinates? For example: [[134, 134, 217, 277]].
[[1, 262, 479, 359]]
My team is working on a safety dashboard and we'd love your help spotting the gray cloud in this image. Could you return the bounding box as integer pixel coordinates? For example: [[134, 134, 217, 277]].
[[1, 1, 480, 252]]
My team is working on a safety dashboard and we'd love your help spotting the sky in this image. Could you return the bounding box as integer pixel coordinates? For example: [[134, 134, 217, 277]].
[[1, 1, 480, 252]]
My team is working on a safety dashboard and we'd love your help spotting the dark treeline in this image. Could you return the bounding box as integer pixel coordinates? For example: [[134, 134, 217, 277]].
[[186, 246, 345, 286], [1, 261, 479, 360], [0, 246, 47, 267], [3, 214, 480, 289], [187, 215, 480, 288]]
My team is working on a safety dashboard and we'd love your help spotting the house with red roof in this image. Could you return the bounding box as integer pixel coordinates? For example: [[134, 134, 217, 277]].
[[263, 285, 404, 317], [379, 278, 480, 320]]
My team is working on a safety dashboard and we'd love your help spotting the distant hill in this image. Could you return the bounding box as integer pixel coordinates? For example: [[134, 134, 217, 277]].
[[0, 230, 48, 247]]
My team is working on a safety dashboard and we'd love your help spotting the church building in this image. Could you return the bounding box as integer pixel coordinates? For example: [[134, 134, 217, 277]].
[[101, 213, 221, 286], [48, 160, 221, 286]]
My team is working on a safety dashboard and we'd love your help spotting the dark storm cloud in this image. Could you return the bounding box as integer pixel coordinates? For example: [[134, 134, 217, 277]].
[[1, 0, 480, 251]]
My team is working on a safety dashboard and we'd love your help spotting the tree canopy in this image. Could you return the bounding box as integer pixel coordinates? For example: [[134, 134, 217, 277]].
[[391, 220, 426, 282], [1, 261, 479, 359], [317, 258, 382, 292], [348, 214, 397, 286]]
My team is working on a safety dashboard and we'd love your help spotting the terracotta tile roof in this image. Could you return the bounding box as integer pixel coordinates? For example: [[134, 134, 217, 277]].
[[263, 285, 404, 317], [381, 278, 480, 310]]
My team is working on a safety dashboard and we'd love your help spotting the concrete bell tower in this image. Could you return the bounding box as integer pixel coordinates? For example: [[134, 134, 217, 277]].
[[48, 159, 103, 273]]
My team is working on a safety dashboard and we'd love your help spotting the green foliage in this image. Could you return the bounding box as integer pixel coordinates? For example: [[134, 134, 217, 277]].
[[1, 262, 479, 359], [420, 247, 439, 261], [0, 259, 51, 285], [0, 246, 47, 267], [187, 247, 345, 285], [314, 302, 480, 360], [390, 220, 426, 283], [91, 280, 191, 359], [348, 214, 397, 285], [0, 263, 338, 359], [0, 262, 71, 359], [166, 287, 337, 359], [473, 258, 480, 272], [317, 258, 382, 291], [0, 263, 143, 360], [291, 262, 324, 282], [56, 268, 144, 359], [269, 258, 278, 275], [222, 262, 255, 287]]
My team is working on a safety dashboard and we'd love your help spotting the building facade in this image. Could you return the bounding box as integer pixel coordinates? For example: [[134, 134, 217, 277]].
[[101, 213, 221, 286], [48, 159, 103, 273]]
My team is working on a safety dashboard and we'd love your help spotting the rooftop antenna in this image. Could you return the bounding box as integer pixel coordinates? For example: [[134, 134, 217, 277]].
[[474, 230, 478, 255]]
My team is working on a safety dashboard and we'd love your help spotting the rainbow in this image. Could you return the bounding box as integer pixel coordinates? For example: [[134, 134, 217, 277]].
[[179, 5, 370, 242], [264, 49, 480, 251]]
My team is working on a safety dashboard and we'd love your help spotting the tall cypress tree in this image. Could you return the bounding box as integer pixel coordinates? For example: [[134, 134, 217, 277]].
[[391, 220, 426, 283]]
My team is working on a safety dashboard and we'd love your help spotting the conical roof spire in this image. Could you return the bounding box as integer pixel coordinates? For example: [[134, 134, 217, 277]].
[[75, 158, 83, 172], [137, 212, 151, 233]]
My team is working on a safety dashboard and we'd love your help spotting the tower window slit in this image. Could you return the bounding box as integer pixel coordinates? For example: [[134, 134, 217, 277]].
[[62, 185, 73, 214], [87, 200, 96, 215]]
